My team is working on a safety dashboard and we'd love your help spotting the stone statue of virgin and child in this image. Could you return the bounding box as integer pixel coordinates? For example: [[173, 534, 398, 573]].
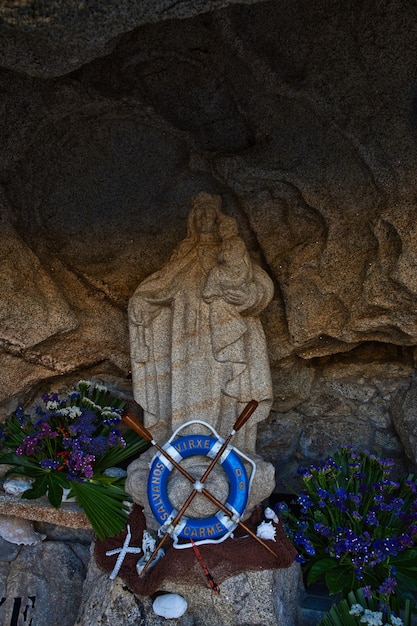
[[126, 192, 275, 523]]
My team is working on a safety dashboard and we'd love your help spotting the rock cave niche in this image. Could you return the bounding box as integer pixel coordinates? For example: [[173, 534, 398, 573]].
[[1, 0, 417, 489]]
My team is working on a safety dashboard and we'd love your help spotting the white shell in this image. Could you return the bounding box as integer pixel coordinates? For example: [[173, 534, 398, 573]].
[[264, 506, 279, 524], [0, 514, 46, 545], [2, 476, 34, 497], [152, 593, 188, 619], [256, 520, 276, 542]]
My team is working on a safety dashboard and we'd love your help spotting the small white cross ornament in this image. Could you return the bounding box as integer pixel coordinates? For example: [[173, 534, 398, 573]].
[[105, 524, 142, 580]]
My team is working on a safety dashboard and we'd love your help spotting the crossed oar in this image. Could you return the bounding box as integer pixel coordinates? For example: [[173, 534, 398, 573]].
[[123, 401, 278, 577]]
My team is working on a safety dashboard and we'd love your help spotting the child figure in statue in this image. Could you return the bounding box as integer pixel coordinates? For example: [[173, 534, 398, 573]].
[[203, 215, 253, 304]]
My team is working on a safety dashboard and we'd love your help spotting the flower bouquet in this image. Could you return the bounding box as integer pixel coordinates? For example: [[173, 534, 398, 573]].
[[276, 448, 417, 611], [0, 380, 148, 540]]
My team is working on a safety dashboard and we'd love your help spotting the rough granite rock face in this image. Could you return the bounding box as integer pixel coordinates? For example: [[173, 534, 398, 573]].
[[0, 0, 260, 77], [1, 0, 417, 484], [0, 536, 89, 626], [74, 551, 301, 626]]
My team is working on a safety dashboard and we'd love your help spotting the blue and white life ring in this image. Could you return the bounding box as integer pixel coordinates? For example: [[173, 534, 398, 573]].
[[147, 433, 250, 544]]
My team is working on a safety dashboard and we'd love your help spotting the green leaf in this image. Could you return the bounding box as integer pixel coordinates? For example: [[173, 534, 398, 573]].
[[22, 475, 49, 500], [70, 481, 130, 540], [392, 548, 417, 564], [395, 570, 417, 597], [325, 565, 356, 596], [307, 558, 340, 585], [317, 598, 359, 626], [0, 453, 40, 470], [47, 477, 64, 508]]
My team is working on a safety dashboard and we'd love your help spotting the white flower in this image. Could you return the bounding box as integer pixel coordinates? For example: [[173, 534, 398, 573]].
[[102, 407, 120, 417], [256, 521, 276, 541], [390, 617, 403, 626], [349, 604, 365, 616], [93, 383, 109, 392], [57, 406, 82, 419], [46, 400, 59, 410], [360, 609, 383, 626]]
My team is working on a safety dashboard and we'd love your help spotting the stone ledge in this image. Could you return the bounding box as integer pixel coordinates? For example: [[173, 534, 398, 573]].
[[0, 493, 91, 529]]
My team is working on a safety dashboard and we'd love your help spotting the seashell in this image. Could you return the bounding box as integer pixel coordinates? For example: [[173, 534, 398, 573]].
[[152, 593, 188, 619], [2, 476, 34, 497], [256, 520, 276, 542], [0, 514, 46, 545], [264, 506, 279, 524]]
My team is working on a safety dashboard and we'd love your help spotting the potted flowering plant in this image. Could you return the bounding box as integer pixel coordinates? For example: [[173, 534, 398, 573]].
[[0, 380, 148, 540], [276, 448, 417, 619]]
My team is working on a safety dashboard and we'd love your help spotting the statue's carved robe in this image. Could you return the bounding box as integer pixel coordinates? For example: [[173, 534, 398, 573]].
[[128, 232, 273, 453]]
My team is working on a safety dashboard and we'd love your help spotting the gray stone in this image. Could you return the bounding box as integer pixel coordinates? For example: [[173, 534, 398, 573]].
[[0, 221, 77, 351], [0, 541, 87, 626], [74, 552, 144, 626], [0, 536, 21, 561], [391, 377, 417, 466], [324, 380, 375, 403], [299, 417, 372, 460], [75, 550, 302, 626], [271, 359, 314, 413]]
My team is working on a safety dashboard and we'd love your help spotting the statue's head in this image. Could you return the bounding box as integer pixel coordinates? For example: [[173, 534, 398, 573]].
[[219, 215, 238, 239], [191, 191, 222, 210], [188, 192, 223, 236]]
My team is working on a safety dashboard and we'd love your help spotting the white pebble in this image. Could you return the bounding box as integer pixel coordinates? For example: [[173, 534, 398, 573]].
[[152, 593, 188, 619]]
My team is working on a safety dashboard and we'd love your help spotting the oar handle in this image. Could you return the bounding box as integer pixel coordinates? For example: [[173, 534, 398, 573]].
[[123, 411, 153, 443], [233, 400, 258, 432], [123, 400, 258, 443]]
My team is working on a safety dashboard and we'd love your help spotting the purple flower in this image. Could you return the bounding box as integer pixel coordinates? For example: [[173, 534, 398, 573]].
[[67, 451, 95, 479], [108, 429, 124, 447], [87, 436, 108, 457], [297, 494, 313, 513], [314, 522, 331, 537], [39, 458, 60, 470], [69, 410, 97, 437], [350, 494, 362, 506], [377, 576, 397, 595], [295, 554, 306, 563], [365, 511, 379, 526], [404, 479, 417, 493], [294, 532, 316, 555], [274, 502, 289, 516]]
